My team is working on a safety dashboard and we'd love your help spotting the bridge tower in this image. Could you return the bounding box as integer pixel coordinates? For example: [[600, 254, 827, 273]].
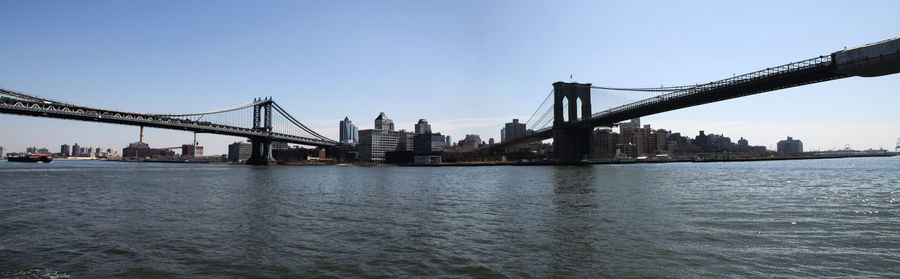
[[247, 98, 277, 165], [552, 82, 592, 163]]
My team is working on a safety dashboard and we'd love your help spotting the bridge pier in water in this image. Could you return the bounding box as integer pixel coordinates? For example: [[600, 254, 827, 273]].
[[247, 137, 276, 165], [552, 82, 592, 164]]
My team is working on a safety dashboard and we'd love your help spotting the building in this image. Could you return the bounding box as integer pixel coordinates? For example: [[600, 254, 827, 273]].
[[414, 133, 447, 153], [488, 138, 495, 145], [445, 135, 452, 147], [72, 143, 80, 157], [0, 146, 4, 157], [227, 142, 252, 162], [397, 130, 415, 151], [458, 134, 482, 152], [122, 142, 175, 158], [501, 119, 527, 142], [358, 129, 399, 162], [415, 119, 431, 134], [374, 112, 394, 131], [272, 141, 289, 150], [619, 118, 641, 130], [339, 116, 358, 145], [181, 144, 204, 157], [60, 144, 71, 157], [590, 128, 619, 159], [777, 136, 803, 153]]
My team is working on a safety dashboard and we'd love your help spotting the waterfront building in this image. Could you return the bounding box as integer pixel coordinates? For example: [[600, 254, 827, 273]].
[[122, 142, 174, 158], [415, 119, 431, 134], [60, 144, 71, 157], [501, 119, 527, 142], [397, 130, 415, 151], [445, 135, 452, 147], [777, 136, 803, 153], [414, 132, 447, 153], [590, 128, 619, 159], [358, 129, 399, 162], [227, 142, 252, 162], [374, 112, 394, 131], [339, 117, 358, 145], [272, 141, 289, 150], [182, 144, 204, 157], [72, 143, 80, 157], [0, 146, 4, 157]]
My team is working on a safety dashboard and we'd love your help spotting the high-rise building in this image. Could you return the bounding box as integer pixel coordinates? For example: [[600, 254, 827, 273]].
[[358, 129, 399, 162], [414, 133, 446, 153], [501, 119, 527, 142], [415, 119, 431, 134], [60, 144, 71, 157], [777, 137, 803, 153], [374, 112, 394, 131], [72, 143, 80, 157], [397, 130, 415, 151], [445, 135, 452, 147], [0, 146, 4, 157], [339, 117, 358, 145], [227, 142, 252, 162]]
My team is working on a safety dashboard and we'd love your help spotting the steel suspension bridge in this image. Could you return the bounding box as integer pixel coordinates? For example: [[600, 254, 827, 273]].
[[0, 90, 337, 164], [491, 37, 900, 162]]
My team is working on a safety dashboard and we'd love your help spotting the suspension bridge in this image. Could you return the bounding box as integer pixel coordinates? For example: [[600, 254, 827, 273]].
[[0, 91, 337, 165], [492, 37, 900, 162]]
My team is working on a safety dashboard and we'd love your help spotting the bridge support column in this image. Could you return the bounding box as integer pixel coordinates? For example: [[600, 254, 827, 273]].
[[552, 82, 592, 164], [247, 137, 276, 165]]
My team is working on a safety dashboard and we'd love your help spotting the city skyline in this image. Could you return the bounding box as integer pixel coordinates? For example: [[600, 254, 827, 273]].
[[1, 1, 899, 154]]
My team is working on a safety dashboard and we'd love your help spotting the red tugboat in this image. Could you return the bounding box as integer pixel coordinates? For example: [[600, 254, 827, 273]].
[[6, 154, 53, 163]]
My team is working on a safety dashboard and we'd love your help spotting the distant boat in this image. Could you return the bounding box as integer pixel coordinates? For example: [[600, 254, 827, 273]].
[[6, 154, 52, 163]]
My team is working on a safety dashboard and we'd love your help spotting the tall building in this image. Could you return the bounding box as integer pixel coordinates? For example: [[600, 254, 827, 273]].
[[501, 119, 526, 142], [777, 136, 803, 153], [339, 117, 358, 145], [415, 119, 431, 134], [358, 129, 399, 162], [374, 112, 394, 131], [60, 144, 71, 157], [397, 130, 415, 151], [227, 142, 252, 162], [414, 133, 447, 153], [0, 146, 4, 157], [445, 135, 452, 147], [72, 143, 80, 157]]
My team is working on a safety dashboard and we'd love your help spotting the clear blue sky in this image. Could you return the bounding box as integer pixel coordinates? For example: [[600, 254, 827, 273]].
[[1, 0, 898, 154]]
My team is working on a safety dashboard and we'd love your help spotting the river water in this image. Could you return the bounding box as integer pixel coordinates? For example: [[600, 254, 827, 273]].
[[1, 157, 898, 278]]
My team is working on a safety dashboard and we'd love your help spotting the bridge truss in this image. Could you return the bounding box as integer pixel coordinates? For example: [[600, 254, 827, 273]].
[[0, 89, 337, 147]]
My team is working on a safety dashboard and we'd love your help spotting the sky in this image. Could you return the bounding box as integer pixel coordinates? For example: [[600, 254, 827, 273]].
[[1, 0, 898, 154]]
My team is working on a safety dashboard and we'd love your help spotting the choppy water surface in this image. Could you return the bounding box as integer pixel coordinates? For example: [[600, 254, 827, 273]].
[[1, 157, 898, 278]]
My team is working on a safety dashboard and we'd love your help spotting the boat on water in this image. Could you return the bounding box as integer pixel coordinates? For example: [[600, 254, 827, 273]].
[[6, 154, 53, 163]]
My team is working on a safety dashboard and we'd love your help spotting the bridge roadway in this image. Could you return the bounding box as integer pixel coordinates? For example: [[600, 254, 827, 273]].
[[0, 93, 338, 147], [492, 37, 900, 151]]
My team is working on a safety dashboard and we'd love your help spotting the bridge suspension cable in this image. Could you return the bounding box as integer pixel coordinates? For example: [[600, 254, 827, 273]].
[[524, 89, 554, 129], [589, 84, 698, 92]]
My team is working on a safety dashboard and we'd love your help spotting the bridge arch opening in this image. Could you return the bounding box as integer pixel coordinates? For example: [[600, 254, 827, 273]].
[[575, 97, 582, 121], [561, 96, 569, 123]]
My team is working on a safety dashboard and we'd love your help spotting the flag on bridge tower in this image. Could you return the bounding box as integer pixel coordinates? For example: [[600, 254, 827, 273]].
[[570, 74, 573, 80]]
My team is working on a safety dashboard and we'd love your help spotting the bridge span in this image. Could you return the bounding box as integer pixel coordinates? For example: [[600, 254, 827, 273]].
[[0, 90, 337, 165], [492, 37, 900, 162]]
